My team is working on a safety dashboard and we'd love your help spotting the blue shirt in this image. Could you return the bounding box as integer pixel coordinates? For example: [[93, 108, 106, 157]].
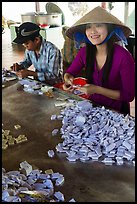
[[19, 38, 63, 84]]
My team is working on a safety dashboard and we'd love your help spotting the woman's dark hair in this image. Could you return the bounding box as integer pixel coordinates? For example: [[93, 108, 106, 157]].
[[85, 24, 115, 86]]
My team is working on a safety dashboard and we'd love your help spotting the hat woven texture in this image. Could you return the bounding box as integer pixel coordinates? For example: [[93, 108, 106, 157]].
[[66, 6, 131, 41], [13, 22, 40, 44]]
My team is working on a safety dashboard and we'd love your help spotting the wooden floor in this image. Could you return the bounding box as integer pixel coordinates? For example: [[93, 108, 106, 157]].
[[2, 28, 25, 69], [2, 28, 135, 117]]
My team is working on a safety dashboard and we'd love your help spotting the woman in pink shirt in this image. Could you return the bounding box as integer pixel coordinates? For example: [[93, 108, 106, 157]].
[[63, 6, 135, 115]]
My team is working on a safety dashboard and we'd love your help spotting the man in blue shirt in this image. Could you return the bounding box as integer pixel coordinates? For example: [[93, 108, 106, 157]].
[[11, 22, 63, 85]]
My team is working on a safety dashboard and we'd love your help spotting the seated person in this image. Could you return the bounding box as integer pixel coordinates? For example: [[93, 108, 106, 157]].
[[63, 6, 135, 115], [11, 22, 63, 85], [61, 26, 86, 77]]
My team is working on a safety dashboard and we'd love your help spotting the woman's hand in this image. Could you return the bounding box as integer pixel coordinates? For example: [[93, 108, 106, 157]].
[[62, 83, 74, 92], [63, 73, 74, 91], [76, 84, 98, 94], [76, 84, 121, 100]]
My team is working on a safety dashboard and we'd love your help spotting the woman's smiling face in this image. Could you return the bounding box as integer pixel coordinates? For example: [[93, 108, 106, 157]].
[[85, 23, 108, 45]]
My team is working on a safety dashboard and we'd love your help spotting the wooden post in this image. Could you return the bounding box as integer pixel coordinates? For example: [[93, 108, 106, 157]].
[[35, 2, 40, 12], [124, 2, 129, 25], [101, 2, 107, 9]]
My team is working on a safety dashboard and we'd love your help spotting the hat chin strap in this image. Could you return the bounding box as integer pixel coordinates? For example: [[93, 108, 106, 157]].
[[74, 27, 128, 49], [98, 27, 128, 45], [74, 32, 91, 49]]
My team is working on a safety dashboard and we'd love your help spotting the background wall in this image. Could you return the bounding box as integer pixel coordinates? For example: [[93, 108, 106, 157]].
[[2, 2, 135, 32]]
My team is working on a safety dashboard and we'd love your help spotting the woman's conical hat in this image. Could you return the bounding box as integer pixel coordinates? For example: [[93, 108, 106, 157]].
[[66, 6, 132, 41]]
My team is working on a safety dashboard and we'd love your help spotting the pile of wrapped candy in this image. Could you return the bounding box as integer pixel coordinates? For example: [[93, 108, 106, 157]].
[[2, 161, 76, 202], [51, 100, 135, 166]]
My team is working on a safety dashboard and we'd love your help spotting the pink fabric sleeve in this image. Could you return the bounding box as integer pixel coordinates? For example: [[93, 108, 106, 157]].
[[65, 47, 86, 77], [119, 51, 135, 102]]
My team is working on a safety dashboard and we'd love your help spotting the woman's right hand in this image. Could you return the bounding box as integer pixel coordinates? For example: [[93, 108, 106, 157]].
[[10, 63, 21, 72], [63, 73, 74, 91]]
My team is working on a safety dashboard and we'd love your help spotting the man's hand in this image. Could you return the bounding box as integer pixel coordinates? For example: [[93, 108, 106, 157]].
[[16, 70, 29, 79], [10, 63, 22, 72]]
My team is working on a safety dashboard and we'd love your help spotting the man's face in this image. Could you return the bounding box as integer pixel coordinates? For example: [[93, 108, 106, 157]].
[[22, 40, 37, 51]]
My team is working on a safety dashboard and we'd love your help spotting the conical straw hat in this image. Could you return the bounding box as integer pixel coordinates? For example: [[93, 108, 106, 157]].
[[66, 6, 132, 41]]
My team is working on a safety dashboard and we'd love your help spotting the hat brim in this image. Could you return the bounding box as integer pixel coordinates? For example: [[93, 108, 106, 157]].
[[13, 36, 32, 44], [66, 6, 132, 42], [66, 23, 132, 42], [13, 31, 40, 44]]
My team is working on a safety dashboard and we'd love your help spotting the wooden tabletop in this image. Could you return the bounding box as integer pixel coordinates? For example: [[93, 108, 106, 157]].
[[2, 80, 135, 202]]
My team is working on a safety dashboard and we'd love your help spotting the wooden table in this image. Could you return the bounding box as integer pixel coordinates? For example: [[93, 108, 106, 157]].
[[2, 79, 135, 202]]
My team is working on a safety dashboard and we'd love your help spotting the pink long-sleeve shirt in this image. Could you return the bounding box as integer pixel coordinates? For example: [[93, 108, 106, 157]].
[[65, 44, 135, 113]]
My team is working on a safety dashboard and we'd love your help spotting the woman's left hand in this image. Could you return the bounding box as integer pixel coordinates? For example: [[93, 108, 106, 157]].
[[76, 84, 98, 95]]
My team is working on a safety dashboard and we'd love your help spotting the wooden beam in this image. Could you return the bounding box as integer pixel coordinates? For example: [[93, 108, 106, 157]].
[[35, 2, 40, 12], [101, 2, 107, 9], [124, 2, 129, 25]]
